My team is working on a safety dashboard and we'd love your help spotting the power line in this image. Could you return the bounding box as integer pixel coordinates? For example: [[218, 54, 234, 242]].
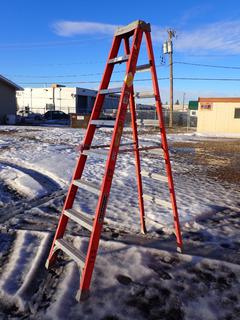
[[174, 61, 240, 70], [5, 64, 168, 79], [7, 60, 240, 79], [17, 77, 240, 85], [175, 53, 240, 58], [175, 77, 240, 81]]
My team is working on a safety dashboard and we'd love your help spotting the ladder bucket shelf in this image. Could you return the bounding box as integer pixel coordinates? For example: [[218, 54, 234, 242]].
[[45, 20, 183, 301]]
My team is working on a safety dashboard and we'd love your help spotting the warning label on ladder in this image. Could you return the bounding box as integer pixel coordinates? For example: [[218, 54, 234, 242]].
[[124, 72, 133, 87]]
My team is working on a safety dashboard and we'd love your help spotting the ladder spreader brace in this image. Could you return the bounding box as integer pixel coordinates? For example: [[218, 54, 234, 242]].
[[45, 20, 183, 301]]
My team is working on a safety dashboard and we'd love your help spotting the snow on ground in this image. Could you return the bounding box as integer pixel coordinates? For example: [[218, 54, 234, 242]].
[[0, 230, 240, 320], [0, 125, 239, 319], [0, 126, 238, 230]]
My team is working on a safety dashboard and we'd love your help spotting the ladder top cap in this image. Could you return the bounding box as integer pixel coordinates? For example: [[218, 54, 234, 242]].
[[115, 20, 151, 36]]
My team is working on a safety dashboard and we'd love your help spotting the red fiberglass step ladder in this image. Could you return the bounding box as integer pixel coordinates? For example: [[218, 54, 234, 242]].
[[45, 20, 183, 301]]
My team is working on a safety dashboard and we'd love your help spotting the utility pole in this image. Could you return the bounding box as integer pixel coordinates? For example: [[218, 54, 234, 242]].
[[182, 92, 186, 111], [163, 29, 176, 128]]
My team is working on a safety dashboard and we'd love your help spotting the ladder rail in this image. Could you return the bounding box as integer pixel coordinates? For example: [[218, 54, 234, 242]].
[[124, 36, 146, 234], [46, 34, 123, 268], [80, 35, 122, 150], [144, 31, 183, 250]]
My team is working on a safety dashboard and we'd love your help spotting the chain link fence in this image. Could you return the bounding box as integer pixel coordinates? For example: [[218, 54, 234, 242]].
[[103, 108, 197, 131], [133, 109, 197, 131]]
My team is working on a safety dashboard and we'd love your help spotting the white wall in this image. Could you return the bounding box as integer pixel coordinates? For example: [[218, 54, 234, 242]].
[[16, 87, 77, 114], [16, 86, 120, 115]]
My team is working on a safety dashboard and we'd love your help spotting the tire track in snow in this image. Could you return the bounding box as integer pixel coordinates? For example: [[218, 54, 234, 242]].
[[0, 189, 66, 224], [0, 160, 60, 195], [0, 160, 66, 224], [0, 230, 52, 313]]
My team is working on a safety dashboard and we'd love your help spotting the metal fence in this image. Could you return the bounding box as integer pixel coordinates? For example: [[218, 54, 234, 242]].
[[133, 110, 197, 129], [102, 108, 197, 131]]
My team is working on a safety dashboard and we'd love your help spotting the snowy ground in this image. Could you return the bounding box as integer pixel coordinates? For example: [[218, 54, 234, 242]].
[[0, 125, 239, 319]]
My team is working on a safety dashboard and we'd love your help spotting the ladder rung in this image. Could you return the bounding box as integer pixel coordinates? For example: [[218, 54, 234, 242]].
[[99, 88, 122, 94], [91, 120, 115, 127], [143, 194, 172, 209], [73, 179, 100, 195], [135, 92, 155, 99], [136, 63, 151, 72], [141, 170, 168, 182], [91, 142, 136, 149], [55, 238, 86, 269], [118, 145, 162, 154], [108, 55, 129, 64], [83, 149, 108, 159], [64, 209, 93, 232]]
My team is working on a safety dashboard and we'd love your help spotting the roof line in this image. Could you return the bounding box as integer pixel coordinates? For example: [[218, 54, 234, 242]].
[[198, 97, 240, 102], [0, 74, 23, 90]]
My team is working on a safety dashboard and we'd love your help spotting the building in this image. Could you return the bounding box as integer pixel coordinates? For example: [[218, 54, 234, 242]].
[[16, 85, 119, 115], [197, 98, 240, 134], [0, 75, 23, 123]]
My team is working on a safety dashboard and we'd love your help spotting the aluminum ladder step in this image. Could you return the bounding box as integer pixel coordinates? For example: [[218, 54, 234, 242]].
[[55, 238, 86, 269], [135, 92, 155, 99], [100, 88, 122, 94], [73, 179, 100, 195], [64, 209, 93, 232], [141, 170, 168, 182], [91, 120, 115, 127], [143, 194, 172, 209], [115, 20, 151, 36], [108, 55, 129, 64], [136, 63, 151, 73], [82, 149, 108, 159]]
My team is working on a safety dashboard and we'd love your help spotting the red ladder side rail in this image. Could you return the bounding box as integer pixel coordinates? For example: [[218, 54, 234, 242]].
[[144, 31, 183, 251], [46, 35, 122, 268], [80, 35, 122, 150], [123, 37, 146, 234], [78, 28, 144, 299]]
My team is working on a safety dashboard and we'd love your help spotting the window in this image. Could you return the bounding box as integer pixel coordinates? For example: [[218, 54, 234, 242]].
[[200, 103, 212, 110], [77, 95, 88, 113], [234, 108, 240, 119]]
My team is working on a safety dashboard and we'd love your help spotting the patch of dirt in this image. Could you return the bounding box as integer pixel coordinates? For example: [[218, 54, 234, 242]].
[[172, 139, 240, 184]]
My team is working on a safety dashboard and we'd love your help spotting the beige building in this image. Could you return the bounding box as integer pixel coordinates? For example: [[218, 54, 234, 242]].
[[197, 98, 240, 134]]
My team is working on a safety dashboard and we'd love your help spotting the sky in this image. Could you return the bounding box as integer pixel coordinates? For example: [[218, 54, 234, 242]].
[[1, 0, 240, 103]]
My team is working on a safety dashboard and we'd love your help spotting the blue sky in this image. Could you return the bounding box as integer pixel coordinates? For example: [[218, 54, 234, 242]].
[[1, 0, 240, 102]]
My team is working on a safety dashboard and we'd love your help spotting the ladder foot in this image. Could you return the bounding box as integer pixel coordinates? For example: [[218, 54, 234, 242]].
[[45, 251, 58, 269], [76, 289, 90, 302], [45, 258, 52, 270], [177, 245, 183, 254], [141, 225, 147, 234]]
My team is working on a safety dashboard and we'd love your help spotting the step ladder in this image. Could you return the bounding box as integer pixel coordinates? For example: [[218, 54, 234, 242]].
[[45, 20, 183, 301]]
